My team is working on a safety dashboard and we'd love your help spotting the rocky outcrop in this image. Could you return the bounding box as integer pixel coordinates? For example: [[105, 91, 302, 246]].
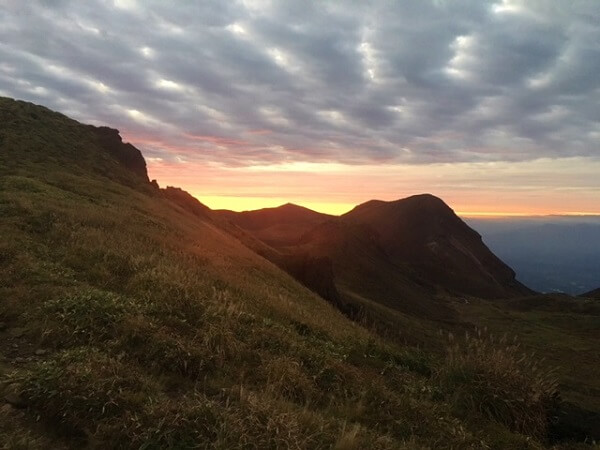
[[162, 186, 211, 219], [90, 126, 148, 181]]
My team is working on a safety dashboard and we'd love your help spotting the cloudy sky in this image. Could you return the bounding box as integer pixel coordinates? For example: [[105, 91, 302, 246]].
[[1, 0, 599, 214]]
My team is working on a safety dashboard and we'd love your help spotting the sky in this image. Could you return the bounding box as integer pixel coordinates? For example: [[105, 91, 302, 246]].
[[1, 0, 599, 215]]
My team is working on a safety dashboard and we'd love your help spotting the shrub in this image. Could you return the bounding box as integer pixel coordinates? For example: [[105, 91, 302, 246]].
[[436, 329, 559, 439]]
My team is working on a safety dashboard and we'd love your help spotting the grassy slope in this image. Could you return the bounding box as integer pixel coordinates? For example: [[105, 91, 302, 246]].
[[454, 296, 600, 411], [0, 97, 592, 449]]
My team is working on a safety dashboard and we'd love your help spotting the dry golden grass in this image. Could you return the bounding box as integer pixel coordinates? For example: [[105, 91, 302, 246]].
[[437, 329, 560, 439]]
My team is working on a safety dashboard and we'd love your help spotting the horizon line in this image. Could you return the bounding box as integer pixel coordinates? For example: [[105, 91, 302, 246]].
[[194, 195, 600, 218], [189, 190, 600, 218], [457, 211, 600, 218]]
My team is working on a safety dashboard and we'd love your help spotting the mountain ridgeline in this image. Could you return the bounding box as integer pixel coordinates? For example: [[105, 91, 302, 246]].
[[216, 193, 530, 321], [2, 97, 599, 448]]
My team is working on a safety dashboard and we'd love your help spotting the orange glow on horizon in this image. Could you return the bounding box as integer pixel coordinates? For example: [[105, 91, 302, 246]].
[[144, 154, 600, 219], [193, 195, 600, 218], [193, 195, 355, 215]]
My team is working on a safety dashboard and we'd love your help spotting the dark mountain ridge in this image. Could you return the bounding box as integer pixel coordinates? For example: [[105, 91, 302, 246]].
[[218, 194, 531, 322], [341, 194, 528, 299], [1, 97, 529, 320], [215, 203, 334, 247]]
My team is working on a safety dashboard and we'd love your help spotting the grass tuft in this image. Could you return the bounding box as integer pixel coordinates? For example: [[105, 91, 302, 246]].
[[436, 329, 559, 439]]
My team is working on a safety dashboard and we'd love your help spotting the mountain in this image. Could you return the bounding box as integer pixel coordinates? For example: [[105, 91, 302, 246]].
[[341, 195, 529, 298], [1, 97, 598, 447], [220, 195, 531, 322], [89, 125, 149, 181], [215, 203, 333, 247]]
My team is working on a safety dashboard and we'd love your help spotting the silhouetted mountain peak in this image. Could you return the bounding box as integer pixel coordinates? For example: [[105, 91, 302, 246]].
[[220, 191, 530, 301], [258, 202, 327, 216], [344, 194, 457, 228], [216, 202, 332, 231], [280, 202, 303, 209], [338, 193, 528, 298], [394, 193, 454, 214], [344, 194, 475, 243]]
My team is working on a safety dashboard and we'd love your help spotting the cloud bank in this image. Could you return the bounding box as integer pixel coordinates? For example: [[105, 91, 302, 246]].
[[1, 0, 599, 170]]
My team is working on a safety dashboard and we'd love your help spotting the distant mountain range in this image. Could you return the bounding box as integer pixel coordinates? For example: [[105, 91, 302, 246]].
[[467, 218, 600, 295]]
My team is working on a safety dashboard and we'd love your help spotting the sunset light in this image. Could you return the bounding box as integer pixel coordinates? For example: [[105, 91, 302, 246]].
[[3, 1, 600, 446], [1, 1, 598, 219], [147, 156, 600, 217]]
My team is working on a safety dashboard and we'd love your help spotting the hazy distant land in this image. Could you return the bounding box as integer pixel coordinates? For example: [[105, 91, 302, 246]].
[[468, 216, 600, 295]]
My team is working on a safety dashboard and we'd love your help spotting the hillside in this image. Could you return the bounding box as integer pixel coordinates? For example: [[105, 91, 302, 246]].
[[582, 288, 600, 299], [0, 97, 597, 448]]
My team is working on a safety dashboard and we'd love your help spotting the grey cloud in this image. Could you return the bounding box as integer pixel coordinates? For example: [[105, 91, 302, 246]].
[[0, 0, 598, 167]]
